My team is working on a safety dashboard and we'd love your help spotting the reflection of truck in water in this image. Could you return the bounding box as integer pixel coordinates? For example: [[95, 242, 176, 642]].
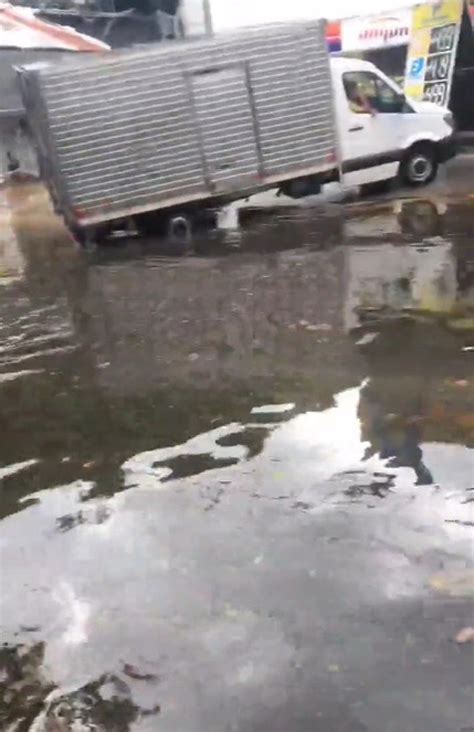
[[344, 237, 458, 331], [20, 20, 455, 250], [344, 221, 474, 333], [74, 244, 351, 397], [3, 182, 472, 501]]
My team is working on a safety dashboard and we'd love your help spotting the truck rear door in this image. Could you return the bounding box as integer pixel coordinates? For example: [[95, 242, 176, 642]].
[[190, 66, 261, 193]]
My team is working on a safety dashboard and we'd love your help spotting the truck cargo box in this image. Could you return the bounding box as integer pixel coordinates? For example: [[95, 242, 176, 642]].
[[19, 20, 338, 235]]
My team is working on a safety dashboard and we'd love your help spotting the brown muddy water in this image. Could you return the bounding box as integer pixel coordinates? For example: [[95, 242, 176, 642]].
[[0, 181, 473, 732]]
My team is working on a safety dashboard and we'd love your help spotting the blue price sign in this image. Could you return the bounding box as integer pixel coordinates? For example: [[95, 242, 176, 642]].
[[409, 57, 426, 80]]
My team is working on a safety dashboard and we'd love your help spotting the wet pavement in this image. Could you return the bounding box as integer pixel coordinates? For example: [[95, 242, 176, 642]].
[[0, 173, 473, 731]]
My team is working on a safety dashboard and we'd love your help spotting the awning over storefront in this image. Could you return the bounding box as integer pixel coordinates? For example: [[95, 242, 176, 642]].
[[0, 3, 109, 50]]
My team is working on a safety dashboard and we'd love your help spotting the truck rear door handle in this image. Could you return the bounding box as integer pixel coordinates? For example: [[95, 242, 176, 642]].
[[349, 125, 364, 132]]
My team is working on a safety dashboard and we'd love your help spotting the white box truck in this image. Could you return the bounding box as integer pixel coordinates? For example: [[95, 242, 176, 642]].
[[19, 20, 455, 251]]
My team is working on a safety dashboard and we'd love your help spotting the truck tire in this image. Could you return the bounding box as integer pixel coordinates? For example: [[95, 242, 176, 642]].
[[400, 143, 438, 187], [136, 211, 191, 254], [166, 214, 192, 255]]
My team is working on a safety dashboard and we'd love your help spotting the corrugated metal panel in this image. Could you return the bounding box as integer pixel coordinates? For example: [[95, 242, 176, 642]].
[[190, 67, 260, 191], [22, 21, 336, 223]]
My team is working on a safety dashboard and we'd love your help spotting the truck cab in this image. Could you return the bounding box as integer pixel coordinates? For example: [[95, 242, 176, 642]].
[[330, 56, 456, 188]]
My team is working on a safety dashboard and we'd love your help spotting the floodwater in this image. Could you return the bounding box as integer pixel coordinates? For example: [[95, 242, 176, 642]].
[[1, 179, 473, 731]]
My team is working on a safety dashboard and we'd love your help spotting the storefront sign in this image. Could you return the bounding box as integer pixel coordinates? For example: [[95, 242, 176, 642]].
[[405, 0, 464, 106], [341, 11, 412, 51], [326, 20, 342, 53]]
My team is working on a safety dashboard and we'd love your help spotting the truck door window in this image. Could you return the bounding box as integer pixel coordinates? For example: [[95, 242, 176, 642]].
[[343, 72, 407, 114]]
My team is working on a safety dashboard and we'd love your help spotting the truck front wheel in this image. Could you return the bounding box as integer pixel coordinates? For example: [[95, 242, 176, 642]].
[[400, 143, 438, 187]]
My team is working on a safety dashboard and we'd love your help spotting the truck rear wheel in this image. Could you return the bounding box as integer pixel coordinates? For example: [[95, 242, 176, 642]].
[[135, 211, 192, 254], [166, 214, 192, 255], [400, 143, 438, 187]]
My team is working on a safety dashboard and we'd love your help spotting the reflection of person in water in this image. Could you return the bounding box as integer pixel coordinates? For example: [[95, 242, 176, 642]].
[[364, 408, 434, 485], [376, 419, 434, 486], [360, 391, 434, 486]]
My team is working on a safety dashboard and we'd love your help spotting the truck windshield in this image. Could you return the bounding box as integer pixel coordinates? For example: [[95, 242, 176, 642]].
[[343, 71, 410, 114]]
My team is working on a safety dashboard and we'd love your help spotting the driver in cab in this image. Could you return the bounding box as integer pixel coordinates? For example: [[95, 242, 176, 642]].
[[344, 79, 378, 116]]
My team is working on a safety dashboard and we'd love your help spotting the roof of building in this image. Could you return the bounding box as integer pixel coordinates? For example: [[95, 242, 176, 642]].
[[0, 3, 109, 50]]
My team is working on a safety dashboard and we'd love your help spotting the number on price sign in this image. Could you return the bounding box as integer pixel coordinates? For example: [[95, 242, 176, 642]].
[[429, 23, 456, 54], [423, 81, 448, 105], [425, 52, 451, 82]]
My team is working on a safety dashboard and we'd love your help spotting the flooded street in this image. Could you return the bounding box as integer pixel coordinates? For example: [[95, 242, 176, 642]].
[[1, 175, 473, 731]]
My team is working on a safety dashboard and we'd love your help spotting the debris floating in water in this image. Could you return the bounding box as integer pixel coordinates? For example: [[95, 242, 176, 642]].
[[251, 403, 295, 415], [356, 332, 379, 346]]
